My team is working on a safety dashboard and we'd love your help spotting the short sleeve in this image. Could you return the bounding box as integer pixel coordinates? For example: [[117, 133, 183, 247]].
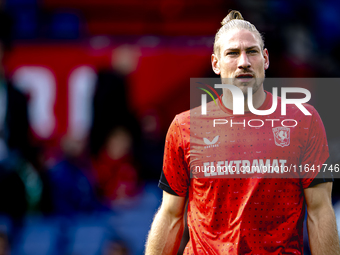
[[300, 107, 330, 189], [158, 115, 189, 197]]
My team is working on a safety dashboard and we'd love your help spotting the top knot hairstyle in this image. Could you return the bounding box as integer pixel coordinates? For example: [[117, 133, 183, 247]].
[[213, 10, 264, 56], [221, 10, 244, 25]]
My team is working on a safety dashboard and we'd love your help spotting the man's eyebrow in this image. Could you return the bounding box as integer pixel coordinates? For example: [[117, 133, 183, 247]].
[[224, 48, 239, 51], [225, 46, 260, 51], [246, 46, 260, 50]]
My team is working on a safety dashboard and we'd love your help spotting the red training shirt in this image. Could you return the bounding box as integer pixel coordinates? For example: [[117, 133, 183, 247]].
[[159, 92, 330, 254]]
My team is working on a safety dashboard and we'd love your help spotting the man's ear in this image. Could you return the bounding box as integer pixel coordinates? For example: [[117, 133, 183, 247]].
[[211, 54, 221, 75], [263, 48, 269, 70]]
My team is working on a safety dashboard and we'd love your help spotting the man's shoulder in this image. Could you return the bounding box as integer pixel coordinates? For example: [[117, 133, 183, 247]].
[[171, 109, 191, 131], [291, 103, 317, 119]]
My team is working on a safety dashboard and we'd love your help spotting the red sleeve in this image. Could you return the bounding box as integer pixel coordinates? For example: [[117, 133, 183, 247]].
[[160, 115, 190, 197], [300, 107, 330, 189]]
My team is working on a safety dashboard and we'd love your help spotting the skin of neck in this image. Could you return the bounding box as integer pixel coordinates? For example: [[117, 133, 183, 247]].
[[222, 84, 266, 112]]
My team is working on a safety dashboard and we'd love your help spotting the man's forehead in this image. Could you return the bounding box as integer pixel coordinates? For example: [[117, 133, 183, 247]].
[[219, 29, 261, 50]]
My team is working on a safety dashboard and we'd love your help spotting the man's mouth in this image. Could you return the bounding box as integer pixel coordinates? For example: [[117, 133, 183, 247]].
[[236, 74, 254, 79]]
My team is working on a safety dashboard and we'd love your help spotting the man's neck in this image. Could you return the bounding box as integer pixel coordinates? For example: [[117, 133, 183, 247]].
[[222, 85, 266, 112]]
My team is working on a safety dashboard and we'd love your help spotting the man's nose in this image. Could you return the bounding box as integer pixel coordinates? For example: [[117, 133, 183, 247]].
[[238, 52, 251, 69]]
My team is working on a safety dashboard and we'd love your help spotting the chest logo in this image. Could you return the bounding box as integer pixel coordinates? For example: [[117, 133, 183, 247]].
[[203, 135, 219, 145], [272, 127, 290, 147]]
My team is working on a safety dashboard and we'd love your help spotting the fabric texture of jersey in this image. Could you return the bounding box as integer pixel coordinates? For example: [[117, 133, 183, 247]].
[[160, 91, 329, 255]]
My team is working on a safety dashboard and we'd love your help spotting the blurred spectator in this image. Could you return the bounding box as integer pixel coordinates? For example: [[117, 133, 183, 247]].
[[92, 125, 142, 207], [0, 8, 53, 248], [90, 44, 144, 207], [139, 109, 165, 180], [90, 44, 141, 157], [48, 136, 103, 216], [0, 8, 30, 161], [0, 6, 29, 231]]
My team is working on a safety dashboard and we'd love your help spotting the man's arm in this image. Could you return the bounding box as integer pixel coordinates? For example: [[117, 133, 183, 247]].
[[145, 191, 187, 255], [304, 182, 340, 255]]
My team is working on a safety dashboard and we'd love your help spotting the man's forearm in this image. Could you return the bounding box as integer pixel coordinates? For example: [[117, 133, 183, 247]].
[[145, 207, 185, 255], [307, 205, 340, 255]]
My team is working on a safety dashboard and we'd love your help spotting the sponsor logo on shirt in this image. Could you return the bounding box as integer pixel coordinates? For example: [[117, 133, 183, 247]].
[[203, 136, 219, 148]]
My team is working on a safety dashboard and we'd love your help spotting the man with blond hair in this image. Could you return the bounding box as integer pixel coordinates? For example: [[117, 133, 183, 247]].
[[145, 10, 340, 255]]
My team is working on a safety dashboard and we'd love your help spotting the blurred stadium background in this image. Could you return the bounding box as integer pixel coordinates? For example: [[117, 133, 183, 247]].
[[0, 0, 339, 254]]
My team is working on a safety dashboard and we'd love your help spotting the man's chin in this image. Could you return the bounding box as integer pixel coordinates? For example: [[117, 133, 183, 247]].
[[235, 80, 256, 91], [238, 86, 250, 95]]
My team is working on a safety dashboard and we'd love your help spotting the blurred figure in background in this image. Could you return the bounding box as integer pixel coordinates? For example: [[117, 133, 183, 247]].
[[0, 9, 31, 240], [90, 44, 141, 157], [139, 109, 166, 180], [90, 44, 144, 207], [0, 9, 53, 248], [92, 124, 142, 207], [47, 135, 103, 215]]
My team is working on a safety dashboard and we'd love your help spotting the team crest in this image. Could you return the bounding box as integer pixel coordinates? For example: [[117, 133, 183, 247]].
[[272, 127, 290, 147]]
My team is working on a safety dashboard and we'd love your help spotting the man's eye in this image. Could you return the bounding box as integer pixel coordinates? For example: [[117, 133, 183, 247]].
[[227, 52, 238, 55], [248, 50, 258, 54]]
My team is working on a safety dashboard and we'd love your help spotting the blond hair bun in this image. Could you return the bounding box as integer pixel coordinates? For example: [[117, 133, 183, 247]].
[[221, 10, 244, 26]]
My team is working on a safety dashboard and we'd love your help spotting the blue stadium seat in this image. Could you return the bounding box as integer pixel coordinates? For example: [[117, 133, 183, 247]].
[[11, 216, 59, 255]]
